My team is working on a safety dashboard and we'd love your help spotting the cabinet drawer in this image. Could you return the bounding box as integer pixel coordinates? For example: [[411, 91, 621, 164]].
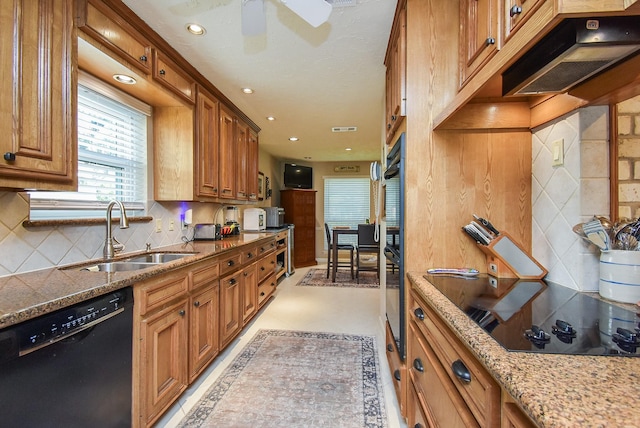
[[82, 0, 152, 73], [257, 272, 277, 306], [219, 252, 243, 276], [385, 322, 405, 413], [257, 253, 277, 283], [275, 231, 287, 242], [153, 49, 196, 103], [409, 322, 479, 428], [137, 270, 189, 316], [190, 260, 219, 290], [241, 246, 258, 265], [410, 290, 499, 427], [257, 239, 277, 256]]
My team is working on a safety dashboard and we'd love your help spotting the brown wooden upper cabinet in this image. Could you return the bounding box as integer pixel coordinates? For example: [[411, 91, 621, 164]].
[[459, 0, 500, 87], [80, 0, 152, 74], [235, 119, 249, 200], [153, 49, 196, 104], [218, 104, 237, 200], [0, 0, 77, 191], [504, 0, 546, 42], [384, 0, 406, 144], [247, 129, 259, 202], [196, 87, 220, 199]]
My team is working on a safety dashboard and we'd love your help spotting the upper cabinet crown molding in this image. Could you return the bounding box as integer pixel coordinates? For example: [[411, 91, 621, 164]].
[[0, 0, 77, 191]]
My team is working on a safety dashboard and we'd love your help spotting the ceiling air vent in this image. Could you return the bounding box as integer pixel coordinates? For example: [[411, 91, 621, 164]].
[[332, 126, 358, 132], [325, 0, 357, 8]]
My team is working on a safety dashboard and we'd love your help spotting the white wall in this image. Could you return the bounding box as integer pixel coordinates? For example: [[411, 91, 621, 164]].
[[532, 106, 610, 291]]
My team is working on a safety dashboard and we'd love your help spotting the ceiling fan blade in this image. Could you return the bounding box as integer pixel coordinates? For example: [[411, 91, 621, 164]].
[[241, 0, 266, 36], [280, 0, 332, 28]]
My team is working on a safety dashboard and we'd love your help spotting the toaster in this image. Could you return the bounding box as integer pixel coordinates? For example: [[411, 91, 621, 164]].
[[193, 223, 221, 240]]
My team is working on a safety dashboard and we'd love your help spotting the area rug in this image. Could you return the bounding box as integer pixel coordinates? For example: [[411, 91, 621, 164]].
[[296, 268, 379, 288], [179, 329, 387, 428]]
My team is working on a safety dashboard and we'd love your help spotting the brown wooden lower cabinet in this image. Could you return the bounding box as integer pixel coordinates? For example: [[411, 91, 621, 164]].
[[133, 237, 278, 427], [407, 284, 537, 428]]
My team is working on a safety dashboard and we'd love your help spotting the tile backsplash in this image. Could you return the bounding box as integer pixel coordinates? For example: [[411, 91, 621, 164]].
[[532, 106, 609, 291], [0, 192, 220, 277]]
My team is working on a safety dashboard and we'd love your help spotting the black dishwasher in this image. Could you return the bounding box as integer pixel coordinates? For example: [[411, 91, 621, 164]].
[[0, 287, 133, 427]]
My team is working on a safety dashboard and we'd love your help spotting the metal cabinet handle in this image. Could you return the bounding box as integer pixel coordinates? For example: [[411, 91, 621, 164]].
[[4, 152, 16, 162], [247, 253, 253, 258], [260, 291, 265, 297], [394, 369, 401, 381], [387, 123, 392, 130], [451, 359, 471, 383], [159, 69, 166, 75], [227, 260, 235, 267], [229, 278, 237, 285], [510, 5, 523, 16], [413, 307, 425, 320], [179, 309, 186, 317], [139, 55, 148, 62], [413, 358, 424, 373], [387, 344, 394, 352], [485, 37, 496, 46], [193, 301, 200, 307], [414, 424, 423, 428], [260, 266, 266, 271]]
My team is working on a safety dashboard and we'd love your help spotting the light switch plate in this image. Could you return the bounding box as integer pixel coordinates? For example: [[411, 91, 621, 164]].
[[552, 139, 564, 166]]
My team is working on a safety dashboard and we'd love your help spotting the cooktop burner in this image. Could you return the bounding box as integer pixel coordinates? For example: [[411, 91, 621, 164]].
[[424, 274, 640, 357]]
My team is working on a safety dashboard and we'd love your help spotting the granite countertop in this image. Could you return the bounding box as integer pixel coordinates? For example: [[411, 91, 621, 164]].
[[408, 272, 640, 428], [0, 232, 276, 329]]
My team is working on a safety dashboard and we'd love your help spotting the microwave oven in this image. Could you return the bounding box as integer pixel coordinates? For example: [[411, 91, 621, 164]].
[[244, 208, 266, 231]]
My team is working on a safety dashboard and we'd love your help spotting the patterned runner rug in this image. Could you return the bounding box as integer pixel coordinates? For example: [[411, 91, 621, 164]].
[[296, 268, 379, 288], [179, 329, 387, 428]]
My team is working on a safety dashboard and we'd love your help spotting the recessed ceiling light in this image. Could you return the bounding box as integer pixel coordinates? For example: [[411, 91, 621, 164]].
[[345, 148, 352, 151], [266, 116, 276, 121], [113, 74, 136, 85], [242, 87, 254, 94], [289, 137, 299, 142], [304, 157, 312, 160], [186, 23, 206, 35]]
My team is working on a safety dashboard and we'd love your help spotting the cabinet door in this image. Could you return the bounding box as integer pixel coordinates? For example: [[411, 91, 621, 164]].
[[504, 0, 546, 41], [140, 300, 189, 426], [81, 0, 152, 74], [459, 0, 499, 86], [153, 49, 196, 104], [235, 119, 248, 200], [242, 264, 258, 324], [247, 129, 259, 201], [0, 0, 76, 190], [196, 88, 220, 198], [189, 284, 220, 382], [384, 0, 406, 143], [220, 270, 242, 347], [218, 104, 236, 199]]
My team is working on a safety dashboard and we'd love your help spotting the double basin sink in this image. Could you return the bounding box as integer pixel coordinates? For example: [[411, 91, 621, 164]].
[[75, 252, 197, 272]]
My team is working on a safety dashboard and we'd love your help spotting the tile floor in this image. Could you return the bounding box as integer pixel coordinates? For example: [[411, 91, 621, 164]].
[[156, 265, 406, 428]]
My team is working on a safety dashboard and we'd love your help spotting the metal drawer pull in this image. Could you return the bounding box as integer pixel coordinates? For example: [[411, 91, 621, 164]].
[[413, 307, 425, 320], [4, 152, 16, 162], [159, 69, 166, 75], [179, 310, 185, 317], [387, 344, 394, 352], [413, 358, 424, 373], [229, 278, 236, 285], [394, 369, 401, 381], [510, 5, 522, 16], [414, 424, 423, 428], [193, 301, 200, 307], [451, 359, 471, 383], [485, 37, 496, 46], [139, 55, 147, 62], [227, 260, 235, 267]]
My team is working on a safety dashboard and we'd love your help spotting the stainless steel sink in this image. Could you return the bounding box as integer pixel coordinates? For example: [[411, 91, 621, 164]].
[[78, 261, 158, 272], [122, 252, 197, 264]]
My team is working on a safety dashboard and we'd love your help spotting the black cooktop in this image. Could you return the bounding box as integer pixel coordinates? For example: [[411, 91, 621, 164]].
[[424, 274, 640, 356]]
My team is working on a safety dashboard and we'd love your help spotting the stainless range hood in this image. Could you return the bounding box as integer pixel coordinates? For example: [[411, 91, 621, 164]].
[[502, 16, 640, 96]]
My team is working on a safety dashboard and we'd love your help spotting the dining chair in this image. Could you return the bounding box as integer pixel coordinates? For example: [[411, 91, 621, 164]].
[[356, 224, 380, 282], [324, 223, 355, 279]]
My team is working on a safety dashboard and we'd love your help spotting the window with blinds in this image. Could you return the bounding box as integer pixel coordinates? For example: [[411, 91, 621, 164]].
[[30, 74, 149, 219], [323, 177, 370, 248]]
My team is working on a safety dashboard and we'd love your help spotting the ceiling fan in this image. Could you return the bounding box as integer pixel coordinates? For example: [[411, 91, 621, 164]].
[[241, 0, 333, 36]]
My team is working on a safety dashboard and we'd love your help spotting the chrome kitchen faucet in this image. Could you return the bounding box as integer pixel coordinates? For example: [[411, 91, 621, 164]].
[[104, 200, 129, 259]]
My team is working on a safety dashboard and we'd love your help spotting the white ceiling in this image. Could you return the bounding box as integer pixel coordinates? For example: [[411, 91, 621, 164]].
[[121, 0, 397, 162]]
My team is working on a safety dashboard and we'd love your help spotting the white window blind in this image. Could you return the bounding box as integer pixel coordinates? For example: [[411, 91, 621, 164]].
[[324, 177, 370, 247], [30, 74, 149, 219]]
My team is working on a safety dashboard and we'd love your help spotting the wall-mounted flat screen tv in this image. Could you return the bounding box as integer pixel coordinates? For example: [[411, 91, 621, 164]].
[[284, 163, 313, 189]]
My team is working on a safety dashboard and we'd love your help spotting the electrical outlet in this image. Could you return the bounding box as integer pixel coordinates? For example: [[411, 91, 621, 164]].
[[155, 219, 162, 233], [169, 220, 174, 231]]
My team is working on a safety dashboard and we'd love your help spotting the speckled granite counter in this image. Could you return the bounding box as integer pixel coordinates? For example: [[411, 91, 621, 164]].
[[409, 272, 640, 428], [0, 233, 275, 329]]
